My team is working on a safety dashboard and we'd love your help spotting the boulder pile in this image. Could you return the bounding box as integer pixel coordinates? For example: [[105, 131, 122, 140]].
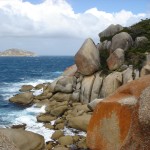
[[8, 21, 150, 150]]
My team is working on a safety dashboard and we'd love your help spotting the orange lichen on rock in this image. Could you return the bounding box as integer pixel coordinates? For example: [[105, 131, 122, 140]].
[[87, 75, 150, 150]]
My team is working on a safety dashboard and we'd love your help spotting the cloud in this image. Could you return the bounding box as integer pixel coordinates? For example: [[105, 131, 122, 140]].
[[0, 0, 149, 39]]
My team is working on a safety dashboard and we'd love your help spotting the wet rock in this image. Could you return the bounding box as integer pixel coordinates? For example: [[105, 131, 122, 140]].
[[51, 130, 64, 140], [9, 92, 33, 105], [37, 113, 56, 123], [58, 135, 73, 146], [19, 85, 34, 92]]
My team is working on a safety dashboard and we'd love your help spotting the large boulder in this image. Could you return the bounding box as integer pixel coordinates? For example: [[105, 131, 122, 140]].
[[87, 75, 150, 150], [122, 65, 133, 84], [0, 131, 19, 150], [99, 24, 123, 39], [75, 38, 100, 75], [0, 128, 45, 150], [9, 92, 33, 105], [80, 75, 95, 103], [110, 32, 133, 52], [90, 72, 103, 101], [140, 65, 150, 77], [62, 64, 77, 76], [98, 40, 111, 52], [68, 114, 91, 132], [54, 76, 76, 93], [107, 48, 124, 71], [100, 72, 122, 98]]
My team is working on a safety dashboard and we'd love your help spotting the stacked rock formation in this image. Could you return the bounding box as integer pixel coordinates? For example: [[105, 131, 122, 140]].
[[8, 21, 150, 150]]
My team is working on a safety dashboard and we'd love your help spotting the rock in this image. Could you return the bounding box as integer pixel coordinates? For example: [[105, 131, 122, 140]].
[[99, 24, 123, 39], [100, 72, 122, 98], [48, 76, 64, 93], [0, 128, 45, 150], [9, 92, 33, 105], [68, 114, 91, 131], [53, 146, 69, 150], [71, 91, 80, 102], [55, 123, 65, 130], [75, 38, 100, 75], [35, 84, 45, 90], [88, 98, 103, 111], [46, 142, 53, 150], [58, 135, 73, 146], [139, 86, 150, 128], [0, 131, 19, 150], [37, 113, 56, 123], [87, 75, 150, 150], [51, 106, 68, 117], [135, 36, 148, 47], [62, 64, 77, 76], [140, 64, 150, 77], [50, 93, 71, 102], [80, 75, 95, 103], [110, 32, 133, 52], [51, 130, 64, 140], [19, 85, 34, 92], [44, 123, 54, 129], [34, 99, 50, 108], [11, 124, 26, 130], [90, 72, 103, 101], [107, 48, 125, 71], [77, 137, 88, 149], [54, 76, 75, 93], [122, 65, 133, 84], [98, 40, 110, 51]]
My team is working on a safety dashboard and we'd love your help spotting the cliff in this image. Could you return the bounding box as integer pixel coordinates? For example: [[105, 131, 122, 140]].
[[0, 49, 35, 57]]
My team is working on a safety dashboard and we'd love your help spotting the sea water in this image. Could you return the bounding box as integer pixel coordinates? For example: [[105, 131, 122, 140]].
[[0, 56, 74, 141]]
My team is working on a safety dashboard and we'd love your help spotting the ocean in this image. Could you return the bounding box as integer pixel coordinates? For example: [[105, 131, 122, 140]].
[[0, 56, 74, 141]]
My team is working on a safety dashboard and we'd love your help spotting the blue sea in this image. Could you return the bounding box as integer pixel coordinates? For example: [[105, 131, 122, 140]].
[[0, 56, 74, 140]]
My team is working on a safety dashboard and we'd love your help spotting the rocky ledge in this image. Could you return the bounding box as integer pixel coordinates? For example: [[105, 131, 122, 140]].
[[0, 49, 35, 57], [7, 19, 150, 150]]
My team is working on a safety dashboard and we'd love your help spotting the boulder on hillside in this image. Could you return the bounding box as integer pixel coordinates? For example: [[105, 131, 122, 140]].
[[107, 48, 125, 71], [0, 128, 45, 150], [9, 92, 33, 105], [80, 75, 95, 103], [87, 75, 150, 150], [62, 64, 77, 76], [100, 72, 122, 98], [135, 36, 148, 47], [54, 76, 76, 93], [110, 32, 133, 52], [75, 38, 100, 75], [99, 24, 123, 39]]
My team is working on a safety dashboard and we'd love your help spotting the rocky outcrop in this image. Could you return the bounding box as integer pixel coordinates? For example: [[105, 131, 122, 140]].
[[99, 24, 123, 39], [87, 75, 150, 150], [110, 32, 133, 52], [0, 128, 45, 150], [9, 92, 33, 105], [107, 48, 124, 70], [75, 38, 100, 75]]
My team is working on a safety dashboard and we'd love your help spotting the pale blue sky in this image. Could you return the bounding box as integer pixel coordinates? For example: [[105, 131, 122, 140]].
[[0, 0, 149, 55]]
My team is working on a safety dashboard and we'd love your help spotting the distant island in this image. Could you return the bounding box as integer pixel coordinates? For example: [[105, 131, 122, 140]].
[[0, 49, 35, 57]]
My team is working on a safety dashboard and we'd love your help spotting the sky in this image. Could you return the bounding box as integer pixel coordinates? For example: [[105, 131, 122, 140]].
[[0, 0, 150, 55]]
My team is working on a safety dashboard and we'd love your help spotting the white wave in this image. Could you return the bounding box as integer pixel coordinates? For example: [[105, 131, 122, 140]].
[[32, 88, 43, 96]]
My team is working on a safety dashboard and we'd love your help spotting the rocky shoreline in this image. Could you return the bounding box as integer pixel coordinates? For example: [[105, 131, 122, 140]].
[[1, 19, 150, 150]]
